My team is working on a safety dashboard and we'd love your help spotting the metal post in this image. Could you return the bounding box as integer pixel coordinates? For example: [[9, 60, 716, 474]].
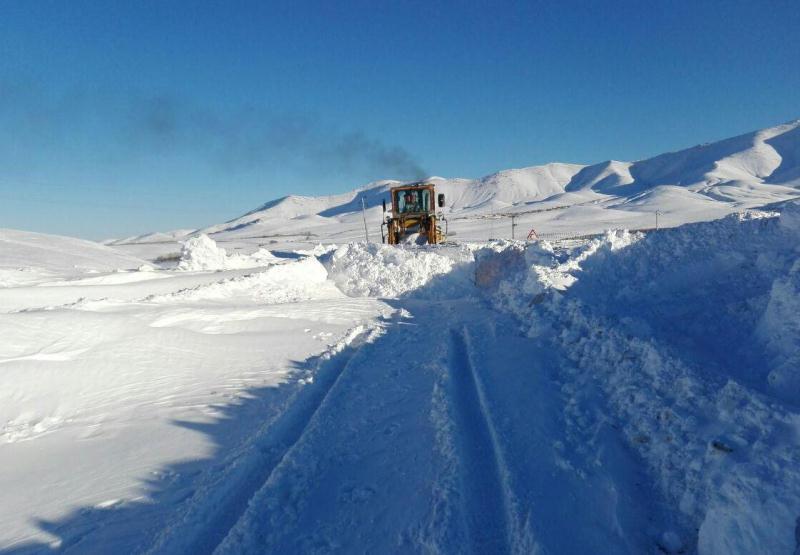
[[361, 197, 370, 243], [655, 210, 662, 231], [511, 214, 517, 240]]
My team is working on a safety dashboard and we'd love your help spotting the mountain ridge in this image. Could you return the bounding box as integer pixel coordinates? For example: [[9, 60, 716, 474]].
[[109, 119, 800, 244]]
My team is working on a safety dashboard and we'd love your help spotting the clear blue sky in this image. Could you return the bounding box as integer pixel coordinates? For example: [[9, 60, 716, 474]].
[[1, 0, 798, 239]]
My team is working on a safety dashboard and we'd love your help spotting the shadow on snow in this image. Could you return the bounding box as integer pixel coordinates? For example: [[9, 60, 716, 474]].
[[3, 249, 676, 554]]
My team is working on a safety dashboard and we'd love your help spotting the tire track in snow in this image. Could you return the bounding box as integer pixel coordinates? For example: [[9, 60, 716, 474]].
[[448, 327, 513, 554], [146, 325, 378, 555]]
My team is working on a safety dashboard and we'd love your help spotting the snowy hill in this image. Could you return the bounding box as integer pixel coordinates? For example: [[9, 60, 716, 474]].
[[135, 119, 797, 247], [0, 228, 148, 286]]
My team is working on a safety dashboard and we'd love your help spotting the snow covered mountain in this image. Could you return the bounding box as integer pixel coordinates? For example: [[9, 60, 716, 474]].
[[164, 119, 799, 244]]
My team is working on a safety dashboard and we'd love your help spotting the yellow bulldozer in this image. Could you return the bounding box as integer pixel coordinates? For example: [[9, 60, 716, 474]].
[[381, 182, 447, 245]]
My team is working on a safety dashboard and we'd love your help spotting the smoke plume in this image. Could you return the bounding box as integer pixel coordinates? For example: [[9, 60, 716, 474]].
[[0, 82, 428, 182], [128, 95, 428, 180]]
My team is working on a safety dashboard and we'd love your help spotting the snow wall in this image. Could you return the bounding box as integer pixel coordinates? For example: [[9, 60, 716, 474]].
[[478, 206, 800, 555]]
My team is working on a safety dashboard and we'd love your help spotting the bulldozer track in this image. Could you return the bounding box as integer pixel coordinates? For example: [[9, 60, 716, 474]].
[[448, 328, 513, 554], [146, 328, 374, 555]]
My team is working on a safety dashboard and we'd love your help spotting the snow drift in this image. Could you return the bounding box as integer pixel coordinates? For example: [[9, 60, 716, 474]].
[[177, 234, 278, 271], [324, 242, 474, 299], [479, 204, 800, 555]]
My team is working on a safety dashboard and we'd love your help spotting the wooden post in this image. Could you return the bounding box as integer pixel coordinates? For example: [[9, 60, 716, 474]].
[[361, 197, 370, 243]]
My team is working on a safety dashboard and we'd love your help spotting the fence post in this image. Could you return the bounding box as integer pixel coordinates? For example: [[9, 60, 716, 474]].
[[361, 197, 370, 243]]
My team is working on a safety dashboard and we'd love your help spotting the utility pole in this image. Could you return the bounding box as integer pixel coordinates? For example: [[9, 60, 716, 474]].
[[655, 210, 662, 231], [511, 214, 518, 240], [361, 197, 370, 243]]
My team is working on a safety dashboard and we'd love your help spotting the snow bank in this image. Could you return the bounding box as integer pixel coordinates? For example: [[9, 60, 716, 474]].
[[476, 230, 641, 321], [779, 198, 800, 233], [177, 235, 229, 271], [758, 202, 800, 398], [152, 256, 333, 305], [294, 243, 338, 257], [562, 212, 792, 392], [324, 243, 474, 298], [481, 212, 793, 393], [177, 234, 279, 271], [482, 207, 800, 554]]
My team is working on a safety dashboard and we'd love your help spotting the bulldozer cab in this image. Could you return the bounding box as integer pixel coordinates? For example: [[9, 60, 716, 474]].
[[382, 183, 446, 245], [394, 187, 432, 215]]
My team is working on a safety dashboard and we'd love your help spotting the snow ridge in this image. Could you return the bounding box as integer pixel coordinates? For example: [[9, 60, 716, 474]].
[[482, 205, 800, 554]]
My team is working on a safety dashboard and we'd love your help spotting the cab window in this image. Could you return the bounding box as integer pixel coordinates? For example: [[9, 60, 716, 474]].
[[395, 189, 431, 214]]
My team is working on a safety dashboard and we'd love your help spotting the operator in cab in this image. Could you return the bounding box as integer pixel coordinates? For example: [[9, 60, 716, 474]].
[[402, 191, 422, 213]]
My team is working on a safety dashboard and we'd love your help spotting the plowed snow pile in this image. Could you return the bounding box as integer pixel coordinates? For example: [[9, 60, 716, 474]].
[[324, 242, 474, 298], [178, 234, 278, 271], [482, 203, 800, 555]]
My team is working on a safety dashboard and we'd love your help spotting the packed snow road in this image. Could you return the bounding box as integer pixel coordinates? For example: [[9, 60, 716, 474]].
[[146, 297, 664, 554]]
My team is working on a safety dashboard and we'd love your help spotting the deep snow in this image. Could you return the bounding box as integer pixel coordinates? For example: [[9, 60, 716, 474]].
[[479, 207, 800, 554], [3, 203, 800, 554], [2, 119, 800, 554], [0, 236, 391, 552]]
